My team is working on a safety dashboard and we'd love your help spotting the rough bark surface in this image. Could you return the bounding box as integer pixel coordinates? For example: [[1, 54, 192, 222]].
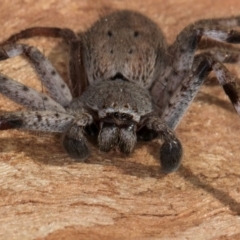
[[1, 0, 240, 239]]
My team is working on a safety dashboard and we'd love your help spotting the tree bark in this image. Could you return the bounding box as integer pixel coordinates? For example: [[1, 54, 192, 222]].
[[1, 0, 240, 239]]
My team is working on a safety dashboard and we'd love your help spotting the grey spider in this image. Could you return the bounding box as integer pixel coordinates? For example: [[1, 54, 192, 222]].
[[0, 10, 240, 173]]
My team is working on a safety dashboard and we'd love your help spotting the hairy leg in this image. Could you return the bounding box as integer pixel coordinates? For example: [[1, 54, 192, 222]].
[[0, 44, 72, 107], [62, 113, 93, 160], [68, 38, 88, 97], [1, 27, 87, 97], [0, 105, 93, 159], [203, 47, 240, 64], [0, 111, 74, 132], [144, 117, 182, 173], [2, 27, 78, 44], [162, 53, 240, 129], [151, 16, 240, 113], [0, 74, 65, 112]]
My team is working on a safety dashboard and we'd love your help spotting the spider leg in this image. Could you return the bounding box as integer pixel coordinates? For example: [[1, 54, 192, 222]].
[[0, 109, 93, 160], [169, 19, 240, 73], [196, 16, 240, 28], [3, 27, 77, 44], [0, 44, 72, 107], [144, 116, 182, 173], [1, 27, 87, 97], [0, 111, 74, 132], [62, 113, 93, 160], [0, 74, 65, 112], [151, 18, 240, 112], [162, 53, 240, 129], [203, 47, 240, 64], [68, 39, 88, 97]]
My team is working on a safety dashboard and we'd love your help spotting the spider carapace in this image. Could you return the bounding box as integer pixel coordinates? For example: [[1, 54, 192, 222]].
[[0, 10, 240, 172]]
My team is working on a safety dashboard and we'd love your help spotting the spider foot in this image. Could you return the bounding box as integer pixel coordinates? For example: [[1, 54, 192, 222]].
[[62, 124, 89, 160], [145, 116, 183, 172], [62, 135, 89, 160], [160, 139, 183, 173]]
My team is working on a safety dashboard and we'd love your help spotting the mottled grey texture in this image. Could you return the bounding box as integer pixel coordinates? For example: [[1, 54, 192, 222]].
[[0, 10, 240, 172]]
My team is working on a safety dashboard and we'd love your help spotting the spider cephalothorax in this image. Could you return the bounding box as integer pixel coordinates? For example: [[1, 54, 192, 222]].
[[0, 10, 240, 172]]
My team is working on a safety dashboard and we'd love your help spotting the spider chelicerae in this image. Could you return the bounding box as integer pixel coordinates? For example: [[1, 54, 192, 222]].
[[0, 10, 240, 172]]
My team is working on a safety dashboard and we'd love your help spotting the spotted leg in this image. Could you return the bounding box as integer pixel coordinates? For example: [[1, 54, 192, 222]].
[[151, 16, 240, 114], [62, 112, 93, 160], [143, 116, 183, 173], [1, 27, 87, 97], [0, 111, 74, 132], [0, 110, 93, 160], [0, 44, 72, 107], [3, 27, 77, 44], [162, 53, 240, 129], [203, 47, 240, 64], [0, 74, 65, 112]]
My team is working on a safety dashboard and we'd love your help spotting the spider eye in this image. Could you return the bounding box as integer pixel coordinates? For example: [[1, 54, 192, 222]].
[[134, 31, 139, 37], [112, 112, 133, 121], [107, 30, 113, 37], [114, 112, 119, 118]]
